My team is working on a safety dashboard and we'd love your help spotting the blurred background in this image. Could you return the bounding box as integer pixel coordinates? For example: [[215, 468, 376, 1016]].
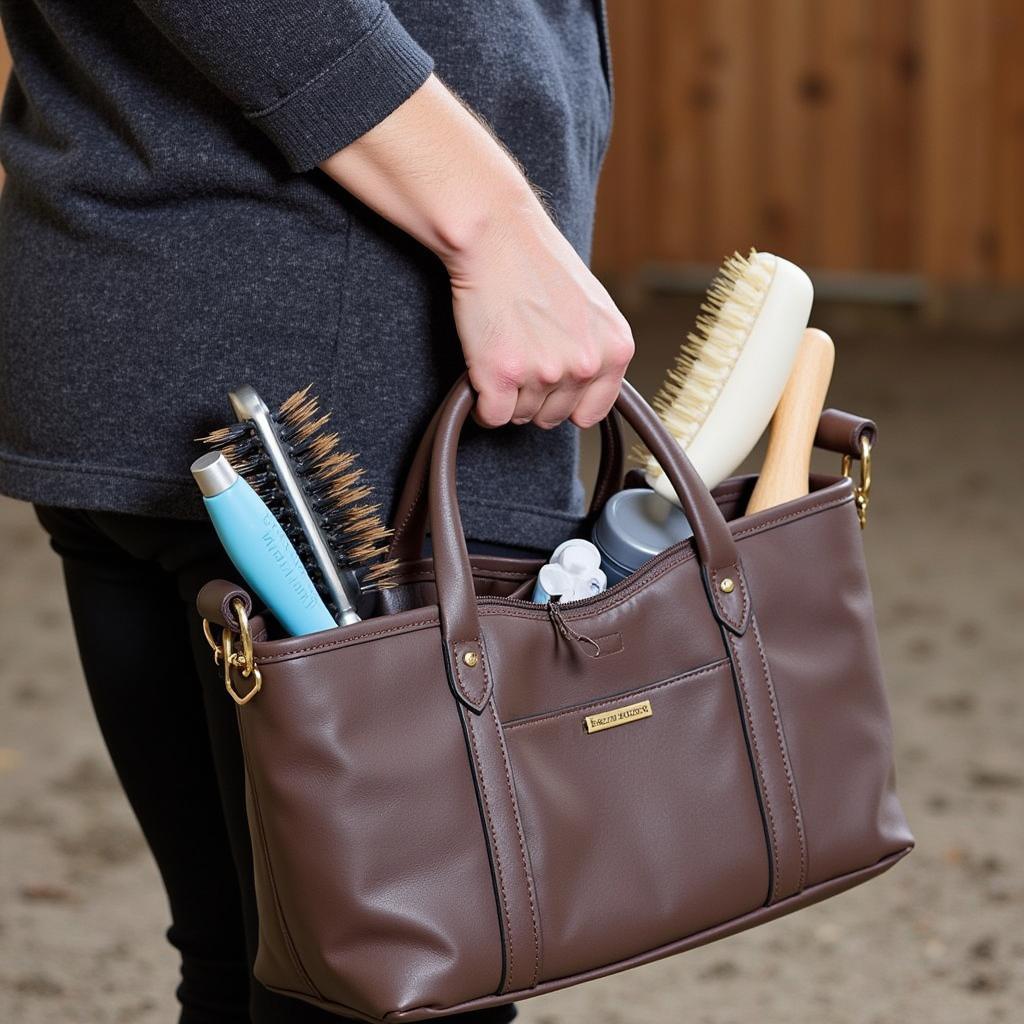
[[1, 3, 1021, 1023]]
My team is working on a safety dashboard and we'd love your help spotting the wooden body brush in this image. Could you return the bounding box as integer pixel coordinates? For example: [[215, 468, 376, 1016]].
[[745, 328, 835, 515], [635, 249, 814, 500]]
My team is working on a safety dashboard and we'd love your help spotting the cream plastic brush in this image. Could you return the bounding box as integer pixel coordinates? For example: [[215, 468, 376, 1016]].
[[636, 249, 813, 503]]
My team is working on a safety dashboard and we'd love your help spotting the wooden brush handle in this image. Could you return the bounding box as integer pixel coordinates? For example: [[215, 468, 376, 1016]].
[[745, 328, 836, 516]]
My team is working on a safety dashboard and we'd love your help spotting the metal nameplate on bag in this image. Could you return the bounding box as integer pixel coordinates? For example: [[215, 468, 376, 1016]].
[[584, 699, 653, 734]]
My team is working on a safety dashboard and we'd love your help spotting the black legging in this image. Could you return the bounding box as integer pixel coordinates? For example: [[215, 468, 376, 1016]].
[[34, 503, 537, 1024]]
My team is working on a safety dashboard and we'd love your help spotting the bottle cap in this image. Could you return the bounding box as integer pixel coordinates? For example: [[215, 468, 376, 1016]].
[[591, 488, 693, 576], [191, 452, 239, 497], [533, 563, 575, 603], [550, 538, 602, 575]]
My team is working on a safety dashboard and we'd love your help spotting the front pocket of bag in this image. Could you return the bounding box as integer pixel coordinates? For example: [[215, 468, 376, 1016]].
[[501, 659, 770, 982]]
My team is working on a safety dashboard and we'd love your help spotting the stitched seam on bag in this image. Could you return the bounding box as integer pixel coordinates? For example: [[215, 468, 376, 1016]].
[[729, 494, 853, 539], [751, 614, 807, 892], [237, 713, 324, 1000], [734, 566, 751, 628], [488, 701, 541, 988], [502, 658, 731, 731], [727, 632, 782, 903], [255, 617, 438, 662], [390, 458, 429, 552], [464, 711, 516, 989], [478, 637, 493, 704]]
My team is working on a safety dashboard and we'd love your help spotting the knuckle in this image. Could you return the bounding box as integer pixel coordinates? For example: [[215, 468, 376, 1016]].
[[610, 331, 635, 369], [492, 358, 526, 390], [569, 348, 601, 383], [534, 362, 562, 387]]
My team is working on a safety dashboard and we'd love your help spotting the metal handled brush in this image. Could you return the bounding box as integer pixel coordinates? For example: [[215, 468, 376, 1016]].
[[633, 249, 813, 501], [199, 385, 397, 626]]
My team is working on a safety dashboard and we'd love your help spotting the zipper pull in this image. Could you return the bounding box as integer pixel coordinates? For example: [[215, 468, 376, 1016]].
[[547, 599, 601, 658]]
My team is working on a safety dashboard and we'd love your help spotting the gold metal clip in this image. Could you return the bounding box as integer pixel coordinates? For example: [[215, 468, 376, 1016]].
[[202, 618, 223, 665], [841, 434, 872, 529], [202, 598, 262, 705]]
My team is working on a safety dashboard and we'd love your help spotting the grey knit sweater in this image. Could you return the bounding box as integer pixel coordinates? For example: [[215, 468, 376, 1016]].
[[0, 0, 612, 551]]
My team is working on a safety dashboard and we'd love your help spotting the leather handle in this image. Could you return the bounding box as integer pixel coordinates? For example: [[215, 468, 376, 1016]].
[[387, 401, 625, 563], [429, 373, 747, 712]]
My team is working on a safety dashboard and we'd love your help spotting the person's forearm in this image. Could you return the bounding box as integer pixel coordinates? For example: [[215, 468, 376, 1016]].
[[318, 72, 634, 431], [319, 73, 541, 266]]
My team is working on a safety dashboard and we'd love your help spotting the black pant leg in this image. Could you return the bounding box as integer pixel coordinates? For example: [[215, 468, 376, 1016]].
[[34, 505, 252, 1024]]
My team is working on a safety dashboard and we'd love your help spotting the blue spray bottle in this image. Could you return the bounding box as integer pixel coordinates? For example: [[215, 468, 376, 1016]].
[[191, 452, 337, 636]]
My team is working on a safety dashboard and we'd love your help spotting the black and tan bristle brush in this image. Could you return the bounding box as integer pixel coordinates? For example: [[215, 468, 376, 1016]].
[[199, 385, 398, 625]]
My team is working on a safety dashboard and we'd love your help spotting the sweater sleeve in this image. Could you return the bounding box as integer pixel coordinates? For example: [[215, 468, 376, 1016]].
[[132, 0, 434, 172]]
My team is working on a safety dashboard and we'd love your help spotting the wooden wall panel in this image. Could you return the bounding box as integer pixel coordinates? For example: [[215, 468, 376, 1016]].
[[921, 0, 996, 283], [593, 0, 1024, 287], [869, 0, 919, 272], [809, 0, 871, 269], [758, 0, 813, 260], [702, 0, 759, 259], [651, 0, 704, 262], [992, 0, 1024, 283]]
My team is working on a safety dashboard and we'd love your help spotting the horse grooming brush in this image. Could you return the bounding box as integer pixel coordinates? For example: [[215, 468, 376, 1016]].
[[199, 384, 398, 626]]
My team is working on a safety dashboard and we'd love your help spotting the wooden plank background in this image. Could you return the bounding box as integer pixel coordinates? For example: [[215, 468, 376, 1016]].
[[593, 0, 1024, 286]]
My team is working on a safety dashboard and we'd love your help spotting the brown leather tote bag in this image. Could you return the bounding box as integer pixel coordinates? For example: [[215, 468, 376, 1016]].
[[197, 373, 913, 1022]]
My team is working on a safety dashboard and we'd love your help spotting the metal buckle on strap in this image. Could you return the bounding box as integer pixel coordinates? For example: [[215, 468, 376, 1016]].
[[201, 597, 262, 705], [841, 435, 872, 530]]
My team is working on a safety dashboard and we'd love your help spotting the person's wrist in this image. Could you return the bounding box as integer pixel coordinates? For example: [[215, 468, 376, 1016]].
[[431, 171, 542, 272]]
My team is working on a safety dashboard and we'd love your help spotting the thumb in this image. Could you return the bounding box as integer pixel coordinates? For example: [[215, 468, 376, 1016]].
[[468, 373, 517, 429]]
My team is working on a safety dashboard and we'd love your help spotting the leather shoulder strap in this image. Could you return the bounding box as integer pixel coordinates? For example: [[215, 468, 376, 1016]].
[[815, 408, 877, 455], [197, 579, 252, 630]]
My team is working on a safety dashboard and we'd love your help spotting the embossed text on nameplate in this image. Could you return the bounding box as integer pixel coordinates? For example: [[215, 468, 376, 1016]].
[[584, 699, 653, 734]]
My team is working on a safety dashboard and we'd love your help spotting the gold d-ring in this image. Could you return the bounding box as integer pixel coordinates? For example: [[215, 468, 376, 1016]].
[[841, 435, 872, 529], [203, 598, 262, 706]]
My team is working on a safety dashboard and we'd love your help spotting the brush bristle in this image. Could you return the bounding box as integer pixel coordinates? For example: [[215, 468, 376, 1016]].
[[200, 385, 399, 598], [630, 248, 774, 476]]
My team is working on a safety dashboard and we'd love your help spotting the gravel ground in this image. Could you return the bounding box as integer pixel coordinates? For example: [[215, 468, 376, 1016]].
[[1, 301, 1021, 1023]]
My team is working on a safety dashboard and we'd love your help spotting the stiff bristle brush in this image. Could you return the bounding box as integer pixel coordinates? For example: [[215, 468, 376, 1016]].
[[199, 385, 398, 626], [633, 248, 813, 501]]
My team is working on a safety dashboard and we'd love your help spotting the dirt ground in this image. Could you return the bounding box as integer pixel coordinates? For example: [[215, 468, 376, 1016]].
[[1, 299, 1021, 1023]]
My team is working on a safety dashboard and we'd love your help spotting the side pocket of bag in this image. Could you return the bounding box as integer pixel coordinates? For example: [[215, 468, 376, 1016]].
[[738, 497, 915, 886], [239, 712, 325, 1003]]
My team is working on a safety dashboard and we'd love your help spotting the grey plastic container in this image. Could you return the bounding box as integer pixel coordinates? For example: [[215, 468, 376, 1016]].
[[590, 488, 694, 585]]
